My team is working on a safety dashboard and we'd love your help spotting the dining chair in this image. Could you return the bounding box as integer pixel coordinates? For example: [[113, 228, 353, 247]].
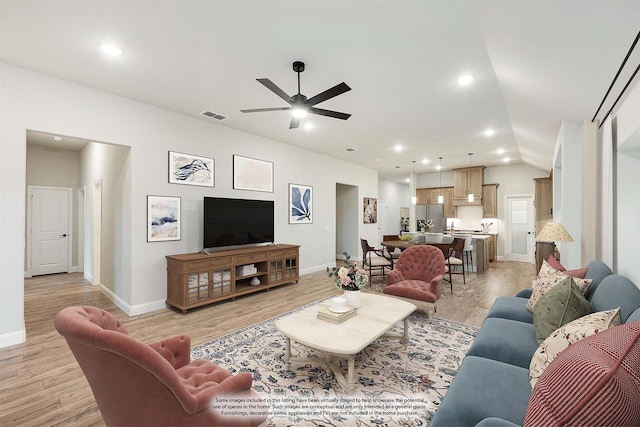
[[382, 234, 402, 260], [360, 238, 393, 278]]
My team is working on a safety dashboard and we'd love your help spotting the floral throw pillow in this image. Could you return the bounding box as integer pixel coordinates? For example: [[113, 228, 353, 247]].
[[529, 308, 621, 388], [526, 261, 592, 312]]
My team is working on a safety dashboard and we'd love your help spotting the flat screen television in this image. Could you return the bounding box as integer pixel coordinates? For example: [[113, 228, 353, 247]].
[[203, 197, 274, 250]]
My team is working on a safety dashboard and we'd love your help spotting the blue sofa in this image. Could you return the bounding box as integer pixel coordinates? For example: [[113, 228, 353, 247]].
[[430, 261, 640, 427]]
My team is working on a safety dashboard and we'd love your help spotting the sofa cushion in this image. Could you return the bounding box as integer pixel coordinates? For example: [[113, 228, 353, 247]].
[[532, 276, 591, 344], [524, 321, 640, 427], [589, 274, 640, 322], [486, 296, 533, 323], [526, 261, 591, 312], [582, 260, 613, 299], [529, 308, 621, 388], [429, 356, 531, 427], [466, 318, 539, 368]]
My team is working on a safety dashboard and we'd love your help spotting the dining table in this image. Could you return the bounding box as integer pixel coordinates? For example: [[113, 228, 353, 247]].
[[381, 240, 453, 257]]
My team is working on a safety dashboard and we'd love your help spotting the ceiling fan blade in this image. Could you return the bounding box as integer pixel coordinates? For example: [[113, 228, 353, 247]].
[[289, 116, 301, 129], [305, 82, 351, 107], [308, 107, 351, 120], [240, 107, 291, 113], [257, 78, 293, 103]]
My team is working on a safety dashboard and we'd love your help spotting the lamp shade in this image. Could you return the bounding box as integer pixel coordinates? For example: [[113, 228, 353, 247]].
[[536, 222, 574, 243]]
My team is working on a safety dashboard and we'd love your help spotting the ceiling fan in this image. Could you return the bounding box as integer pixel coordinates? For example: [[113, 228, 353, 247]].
[[240, 61, 351, 129]]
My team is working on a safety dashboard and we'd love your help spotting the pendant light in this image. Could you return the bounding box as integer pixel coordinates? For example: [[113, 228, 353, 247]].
[[467, 153, 474, 203], [437, 157, 444, 204], [411, 160, 417, 205]]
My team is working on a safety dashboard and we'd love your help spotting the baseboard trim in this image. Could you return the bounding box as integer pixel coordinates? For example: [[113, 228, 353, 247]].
[[0, 328, 26, 348], [99, 284, 166, 316]]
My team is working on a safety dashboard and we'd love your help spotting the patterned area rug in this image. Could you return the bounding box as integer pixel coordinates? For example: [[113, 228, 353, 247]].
[[192, 300, 478, 426]]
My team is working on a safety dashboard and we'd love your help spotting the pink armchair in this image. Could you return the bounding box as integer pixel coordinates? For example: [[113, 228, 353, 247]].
[[382, 245, 445, 313], [54, 306, 267, 426]]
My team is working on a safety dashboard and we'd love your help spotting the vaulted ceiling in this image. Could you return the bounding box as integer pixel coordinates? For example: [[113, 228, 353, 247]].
[[2, 1, 638, 181]]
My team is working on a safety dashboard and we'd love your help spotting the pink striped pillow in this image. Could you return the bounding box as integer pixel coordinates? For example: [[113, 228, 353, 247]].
[[524, 320, 640, 426], [546, 255, 589, 278]]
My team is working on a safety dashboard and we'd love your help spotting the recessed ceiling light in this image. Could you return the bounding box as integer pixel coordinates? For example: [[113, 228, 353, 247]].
[[457, 74, 474, 86], [497, 148, 505, 155], [503, 157, 510, 163], [53, 136, 62, 141], [484, 128, 495, 137], [100, 43, 123, 57], [405, 178, 410, 183], [393, 144, 403, 152], [436, 164, 442, 170], [303, 122, 313, 130], [421, 158, 429, 164]]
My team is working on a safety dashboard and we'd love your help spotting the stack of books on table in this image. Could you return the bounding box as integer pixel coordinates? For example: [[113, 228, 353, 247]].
[[317, 307, 357, 324]]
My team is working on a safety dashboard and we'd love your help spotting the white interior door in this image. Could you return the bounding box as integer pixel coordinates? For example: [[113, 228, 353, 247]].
[[507, 195, 534, 263], [377, 201, 388, 246], [29, 186, 72, 276]]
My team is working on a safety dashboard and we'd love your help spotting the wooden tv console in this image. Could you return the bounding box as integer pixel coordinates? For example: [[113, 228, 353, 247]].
[[166, 244, 299, 313]]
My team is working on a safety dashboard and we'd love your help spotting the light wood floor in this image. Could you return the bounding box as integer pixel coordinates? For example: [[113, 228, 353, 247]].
[[0, 260, 535, 427]]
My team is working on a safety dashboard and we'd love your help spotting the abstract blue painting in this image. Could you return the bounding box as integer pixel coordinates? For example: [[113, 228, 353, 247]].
[[169, 151, 214, 187], [289, 183, 312, 224]]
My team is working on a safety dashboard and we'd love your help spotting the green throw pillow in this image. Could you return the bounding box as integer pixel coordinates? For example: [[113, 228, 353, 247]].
[[532, 276, 591, 344]]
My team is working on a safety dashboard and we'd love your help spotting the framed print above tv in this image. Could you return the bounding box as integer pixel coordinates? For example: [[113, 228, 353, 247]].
[[233, 155, 273, 192], [289, 183, 312, 224], [147, 196, 181, 242], [168, 151, 214, 187]]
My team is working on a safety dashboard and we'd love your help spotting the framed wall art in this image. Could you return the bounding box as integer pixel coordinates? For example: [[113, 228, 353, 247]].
[[289, 183, 312, 224], [168, 151, 214, 187], [233, 155, 273, 192], [147, 195, 181, 242], [363, 197, 377, 224]]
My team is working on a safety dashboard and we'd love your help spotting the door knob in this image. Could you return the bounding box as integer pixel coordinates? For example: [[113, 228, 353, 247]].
[[60, 233, 67, 237]]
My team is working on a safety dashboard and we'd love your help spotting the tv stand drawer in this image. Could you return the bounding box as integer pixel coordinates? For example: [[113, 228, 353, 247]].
[[234, 253, 268, 264], [187, 257, 232, 272]]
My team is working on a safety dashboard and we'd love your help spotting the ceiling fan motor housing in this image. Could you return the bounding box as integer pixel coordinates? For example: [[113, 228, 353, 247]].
[[292, 61, 305, 73]]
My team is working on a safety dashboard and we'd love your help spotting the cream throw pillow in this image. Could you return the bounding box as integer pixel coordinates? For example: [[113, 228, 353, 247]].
[[525, 260, 592, 312], [529, 308, 621, 388]]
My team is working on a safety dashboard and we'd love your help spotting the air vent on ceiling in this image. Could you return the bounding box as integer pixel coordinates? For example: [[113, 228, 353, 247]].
[[200, 110, 227, 120]]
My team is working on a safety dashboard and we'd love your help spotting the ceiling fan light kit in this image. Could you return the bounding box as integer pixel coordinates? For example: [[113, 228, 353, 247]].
[[240, 61, 351, 129]]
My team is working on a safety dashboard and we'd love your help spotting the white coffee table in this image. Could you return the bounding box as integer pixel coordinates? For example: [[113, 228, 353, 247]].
[[275, 292, 416, 393]]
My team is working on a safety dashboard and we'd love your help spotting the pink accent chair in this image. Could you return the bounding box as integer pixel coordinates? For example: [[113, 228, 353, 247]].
[[382, 245, 445, 313], [54, 306, 267, 427]]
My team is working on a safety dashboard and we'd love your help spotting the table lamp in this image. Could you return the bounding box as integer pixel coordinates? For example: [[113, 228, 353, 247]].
[[535, 222, 573, 272]]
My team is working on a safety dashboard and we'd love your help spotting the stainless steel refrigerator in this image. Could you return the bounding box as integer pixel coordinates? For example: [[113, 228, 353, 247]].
[[415, 204, 446, 232]]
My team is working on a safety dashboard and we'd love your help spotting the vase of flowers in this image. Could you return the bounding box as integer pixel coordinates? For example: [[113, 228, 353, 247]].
[[417, 218, 434, 232], [400, 217, 409, 232], [481, 221, 494, 233], [326, 252, 368, 308]]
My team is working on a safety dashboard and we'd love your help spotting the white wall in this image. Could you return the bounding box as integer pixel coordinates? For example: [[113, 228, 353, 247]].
[[553, 121, 583, 269], [378, 179, 410, 235], [551, 76, 640, 287], [0, 63, 379, 347], [615, 77, 640, 284]]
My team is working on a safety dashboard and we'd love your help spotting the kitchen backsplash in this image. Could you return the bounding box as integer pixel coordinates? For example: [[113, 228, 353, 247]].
[[447, 205, 498, 233]]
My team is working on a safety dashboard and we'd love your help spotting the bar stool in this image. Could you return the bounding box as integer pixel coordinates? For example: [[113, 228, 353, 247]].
[[463, 235, 473, 270]]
